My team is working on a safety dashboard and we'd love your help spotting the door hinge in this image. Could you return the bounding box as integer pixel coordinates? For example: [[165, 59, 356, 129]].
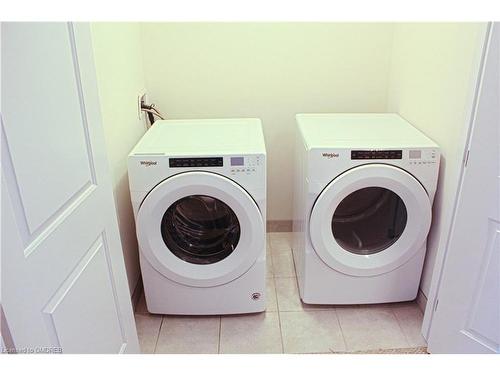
[[464, 149, 470, 167], [433, 298, 439, 312]]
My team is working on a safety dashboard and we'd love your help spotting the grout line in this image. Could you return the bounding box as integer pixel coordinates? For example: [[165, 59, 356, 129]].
[[276, 237, 295, 354], [267, 234, 274, 252], [267, 239, 275, 278], [290, 237, 298, 277], [217, 316, 222, 354], [292, 277, 306, 313], [268, 275, 285, 353], [153, 315, 165, 354], [334, 308, 349, 352], [273, 276, 285, 354], [272, 252, 295, 278]]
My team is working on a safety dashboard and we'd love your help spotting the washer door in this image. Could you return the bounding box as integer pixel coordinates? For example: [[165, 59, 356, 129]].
[[309, 164, 431, 277], [137, 171, 264, 287]]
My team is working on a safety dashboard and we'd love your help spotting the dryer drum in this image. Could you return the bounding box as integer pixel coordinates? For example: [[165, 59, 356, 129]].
[[331, 187, 408, 255], [161, 195, 241, 264]]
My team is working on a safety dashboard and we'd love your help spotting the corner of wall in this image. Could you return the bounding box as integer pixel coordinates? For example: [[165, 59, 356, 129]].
[[385, 22, 399, 113], [90, 22, 147, 296], [386, 22, 489, 301]]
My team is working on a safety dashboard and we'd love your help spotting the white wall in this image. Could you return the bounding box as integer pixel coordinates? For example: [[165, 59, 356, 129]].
[[90, 23, 147, 295], [387, 23, 487, 297], [140, 23, 395, 220], [87, 22, 487, 303]]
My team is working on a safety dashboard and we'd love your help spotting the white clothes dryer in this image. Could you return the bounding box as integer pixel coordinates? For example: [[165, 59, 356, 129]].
[[292, 113, 440, 304]]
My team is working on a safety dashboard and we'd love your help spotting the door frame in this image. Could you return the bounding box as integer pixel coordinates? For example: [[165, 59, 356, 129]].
[[421, 22, 495, 340]]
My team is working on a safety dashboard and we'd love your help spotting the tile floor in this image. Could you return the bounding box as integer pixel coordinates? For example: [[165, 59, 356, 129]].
[[135, 233, 427, 354]]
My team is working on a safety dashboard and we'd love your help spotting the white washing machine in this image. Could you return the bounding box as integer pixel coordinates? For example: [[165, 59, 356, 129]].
[[128, 119, 266, 315], [293, 113, 440, 304]]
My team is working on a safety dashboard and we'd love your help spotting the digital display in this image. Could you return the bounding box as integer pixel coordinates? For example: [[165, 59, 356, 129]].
[[169, 157, 223, 168], [231, 157, 244, 166], [409, 150, 422, 159], [351, 150, 402, 160]]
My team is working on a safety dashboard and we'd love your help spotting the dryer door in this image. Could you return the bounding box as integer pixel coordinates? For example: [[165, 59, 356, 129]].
[[309, 164, 432, 277], [136, 171, 264, 287]]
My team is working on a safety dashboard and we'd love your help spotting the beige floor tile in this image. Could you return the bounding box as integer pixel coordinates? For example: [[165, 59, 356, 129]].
[[135, 292, 149, 315], [155, 315, 220, 354], [337, 306, 409, 351], [275, 277, 334, 312], [392, 303, 427, 347], [266, 277, 278, 312], [266, 237, 272, 254], [268, 232, 292, 253], [220, 312, 283, 353], [272, 250, 296, 277], [135, 314, 162, 354], [266, 239, 274, 277], [280, 310, 346, 353], [266, 259, 274, 277], [275, 277, 303, 311]]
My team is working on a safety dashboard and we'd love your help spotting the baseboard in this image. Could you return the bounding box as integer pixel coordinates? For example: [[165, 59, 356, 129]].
[[266, 220, 293, 232], [131, 277, 143, 311], [416, 288, 427, 313]]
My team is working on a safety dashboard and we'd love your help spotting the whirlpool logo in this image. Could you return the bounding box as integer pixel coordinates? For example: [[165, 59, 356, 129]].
[[322, 152, 339, 159], [140, 160, 157, 167]]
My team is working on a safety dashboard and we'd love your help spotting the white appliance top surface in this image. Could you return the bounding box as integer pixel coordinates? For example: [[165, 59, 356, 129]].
[[297, 113, 439, 149], [130, 118, 266, 156]]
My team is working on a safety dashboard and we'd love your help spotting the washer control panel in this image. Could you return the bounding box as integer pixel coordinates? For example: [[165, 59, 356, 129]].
[[169, 157, 223, 168], [407, 149, 439, 165], [166, 155, 263, 175], [229, 155, 262, 175]]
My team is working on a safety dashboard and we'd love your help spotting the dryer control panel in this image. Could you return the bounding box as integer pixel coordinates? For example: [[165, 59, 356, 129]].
[[169, 157, 223, 168], [229, 155, 263, 175], [349, 149, 438, 165], [407, 148, 439, 165], [351, 150, 402, 159]]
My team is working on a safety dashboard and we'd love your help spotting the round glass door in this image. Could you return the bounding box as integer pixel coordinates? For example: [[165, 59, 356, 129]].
[[136, 171, 264, 287], [309, 164, 432, 277], [161, 195, 241, 264], [332, 187, 407, 255]]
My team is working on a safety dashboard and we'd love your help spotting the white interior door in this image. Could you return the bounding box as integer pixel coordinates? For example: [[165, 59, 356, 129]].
[[426, 23, 499, 354], [1, 22, 139, 353]]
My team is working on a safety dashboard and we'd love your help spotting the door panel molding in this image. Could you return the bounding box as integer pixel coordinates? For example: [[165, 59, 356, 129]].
[[1, 124, 98, 258], [1, 23, 99, 256], [67, 22, 98, 186], [462, 219, 500, 352], [42, 233, 127, 354]]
